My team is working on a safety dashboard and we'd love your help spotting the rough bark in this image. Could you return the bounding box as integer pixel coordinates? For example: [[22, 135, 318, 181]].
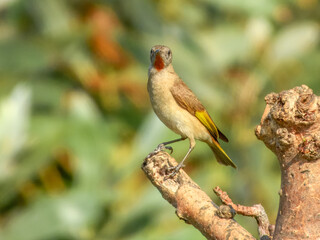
[[213, 186, 273, 239], [255, 85, 320, 239], [142, 85, 320, 239], [142, 152, 255, 240]]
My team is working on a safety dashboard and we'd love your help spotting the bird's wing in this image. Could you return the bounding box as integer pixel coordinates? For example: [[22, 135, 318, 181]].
[[170, 79, 228, 142]]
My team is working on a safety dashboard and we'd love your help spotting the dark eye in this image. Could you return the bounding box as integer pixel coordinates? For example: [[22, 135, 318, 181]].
[[168, 50, 171, 56], [150, 49, 154, 55]]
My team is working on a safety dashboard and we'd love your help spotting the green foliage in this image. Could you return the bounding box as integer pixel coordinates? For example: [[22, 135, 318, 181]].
[[0, 0, 319, 239]]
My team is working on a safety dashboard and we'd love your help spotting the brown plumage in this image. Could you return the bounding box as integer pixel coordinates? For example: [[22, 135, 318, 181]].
[[148, 45, 236, 177], [170, 79, 229, 142]]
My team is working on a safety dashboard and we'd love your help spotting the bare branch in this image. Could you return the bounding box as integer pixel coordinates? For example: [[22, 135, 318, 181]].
[[142, 151, 255, 240], [213, 186, 273, 239], [142, 85, 320, 240]]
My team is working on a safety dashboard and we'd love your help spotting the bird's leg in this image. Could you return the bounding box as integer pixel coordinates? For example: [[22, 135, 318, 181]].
[[166, 139, 195, 179], [153, 137, 186, 154]]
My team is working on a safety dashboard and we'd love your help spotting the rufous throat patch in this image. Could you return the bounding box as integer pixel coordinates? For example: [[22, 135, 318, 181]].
[[154, 53, 164, 71]]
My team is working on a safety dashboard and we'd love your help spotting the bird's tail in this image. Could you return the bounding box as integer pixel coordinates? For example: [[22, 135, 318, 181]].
[[209, 137, 237, 169]]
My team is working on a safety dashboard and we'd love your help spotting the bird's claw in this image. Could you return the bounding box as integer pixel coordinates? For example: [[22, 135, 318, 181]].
[[146, 144, 174, 159], [154, 144, 173, 154], [154, 143, 165, 152], [164, 163, 185, 180], [165, 146, 173, 154]]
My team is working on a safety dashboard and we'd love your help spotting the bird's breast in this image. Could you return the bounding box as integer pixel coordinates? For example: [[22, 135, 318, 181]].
[[147, 73, 211, 142], [148, 73, 177, 128]]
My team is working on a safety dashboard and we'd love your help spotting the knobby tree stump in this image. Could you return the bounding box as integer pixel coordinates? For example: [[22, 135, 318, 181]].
[[142, 85, 320, 239], [255, 85, 320, 239]]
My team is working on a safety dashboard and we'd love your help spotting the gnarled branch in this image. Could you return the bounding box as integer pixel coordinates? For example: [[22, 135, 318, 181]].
[[142, 85, 320, 240], [214, 186, 273, 239], [142, 152, 255, 240]]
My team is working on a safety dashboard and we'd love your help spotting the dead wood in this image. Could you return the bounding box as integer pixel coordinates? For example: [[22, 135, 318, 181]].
[[142, 152, 255, 240], [142, 85, 320, 240], [255, 85, 320, 240]]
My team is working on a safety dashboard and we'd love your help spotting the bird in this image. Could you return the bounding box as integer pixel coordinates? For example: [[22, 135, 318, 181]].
[[147, 45, 236, 177]]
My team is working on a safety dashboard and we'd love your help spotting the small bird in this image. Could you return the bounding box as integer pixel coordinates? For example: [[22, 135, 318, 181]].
[[147, 45, 236, 177]]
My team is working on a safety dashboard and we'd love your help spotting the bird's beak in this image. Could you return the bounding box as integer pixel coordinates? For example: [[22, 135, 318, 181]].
[[153, 49, 164, 70]]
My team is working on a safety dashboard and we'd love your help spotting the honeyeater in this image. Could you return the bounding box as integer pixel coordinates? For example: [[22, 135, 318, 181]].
[[147, 45, 236, 177]]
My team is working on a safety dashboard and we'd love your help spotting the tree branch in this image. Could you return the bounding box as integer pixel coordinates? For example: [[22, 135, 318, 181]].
[[142, 85, 320, 240], [213, 186, 273, 239], [255, 85, 320, 239], [142, 151, 255, 240]]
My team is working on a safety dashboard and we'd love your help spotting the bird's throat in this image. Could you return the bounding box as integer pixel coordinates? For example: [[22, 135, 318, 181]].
[[154, 54, 164, 71]]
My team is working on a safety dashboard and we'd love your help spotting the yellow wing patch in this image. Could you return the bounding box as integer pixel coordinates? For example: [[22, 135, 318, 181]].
[[195, 110, 219, 140]]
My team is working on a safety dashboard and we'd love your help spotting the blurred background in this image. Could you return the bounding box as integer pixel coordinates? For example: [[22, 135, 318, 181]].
[[0, 0, 319, 239]]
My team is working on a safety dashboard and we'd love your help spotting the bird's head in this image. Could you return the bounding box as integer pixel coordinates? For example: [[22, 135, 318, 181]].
[[150, 45, 172, 71]]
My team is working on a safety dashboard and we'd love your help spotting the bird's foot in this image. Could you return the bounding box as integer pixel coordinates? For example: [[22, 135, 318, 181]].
[[164, 163, 185, 179], [146, 144, 173, 159], [154, 143, 173, 154]]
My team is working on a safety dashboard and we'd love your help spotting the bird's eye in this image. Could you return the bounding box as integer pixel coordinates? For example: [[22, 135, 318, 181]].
[[168, 50, 171, 56], [150, 49, 154, 55]]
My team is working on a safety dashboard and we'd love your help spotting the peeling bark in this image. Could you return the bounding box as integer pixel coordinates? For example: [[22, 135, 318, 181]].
[[255, 85, 320, 239]]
